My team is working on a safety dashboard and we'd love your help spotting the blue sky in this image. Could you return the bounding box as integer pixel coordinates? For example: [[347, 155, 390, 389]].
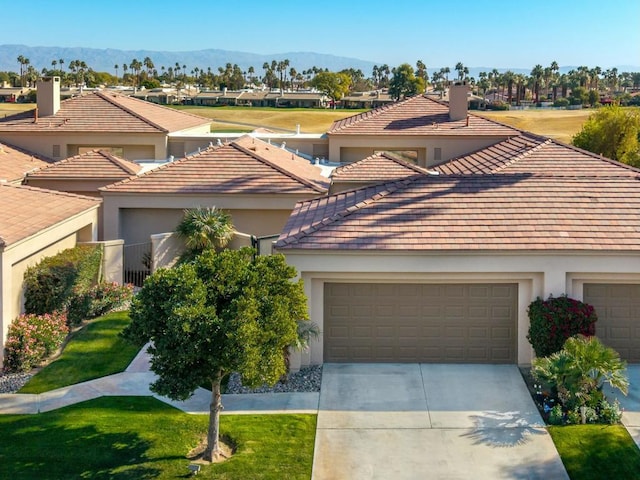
[[7, 0, 640, 69]]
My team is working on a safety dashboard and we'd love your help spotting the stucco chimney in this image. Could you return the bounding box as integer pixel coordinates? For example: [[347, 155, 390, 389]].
[[37, 76, 61, 117], [449, 81, 469, 121]]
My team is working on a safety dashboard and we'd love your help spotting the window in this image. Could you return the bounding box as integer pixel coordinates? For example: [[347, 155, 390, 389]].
[[434, 147, 442, 162], [52, 145, 60, 158]]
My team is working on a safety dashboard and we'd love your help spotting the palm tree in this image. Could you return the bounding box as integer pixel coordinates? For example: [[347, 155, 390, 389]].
[[17, 55, 26, 86], [114, 64, 119, 82], [176, 207, 235, 261], [455, 62, 465, 81], [530, 64, 544, 103]]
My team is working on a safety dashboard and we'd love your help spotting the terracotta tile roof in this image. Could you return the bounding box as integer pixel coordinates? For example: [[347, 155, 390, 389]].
[[25, 149, 141, 180], [433, 134, 640, 177], [276, 173, 640, 252], [0, 142, 53, 183], [328, 94, 518, 136], [0, 92, 210, 133], [0, 184, 100, 247], [331, 152, 431, 183], [101, 135, 329, 195]]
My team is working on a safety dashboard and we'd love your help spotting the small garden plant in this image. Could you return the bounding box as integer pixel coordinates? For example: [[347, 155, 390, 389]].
[[531, 335, 628, 425], [527, 295, 597, 357]]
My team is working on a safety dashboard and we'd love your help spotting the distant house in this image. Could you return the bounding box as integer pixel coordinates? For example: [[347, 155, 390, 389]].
[[100, 134, 329, 247], [0, 86, 32, 103], [326, 83, 518, 164], [23, 149, 142, 239], [0, 184, 100, 365], [0, 141, 52, 184], [341, 91, 394, 109], [0, 77, 212, 162]]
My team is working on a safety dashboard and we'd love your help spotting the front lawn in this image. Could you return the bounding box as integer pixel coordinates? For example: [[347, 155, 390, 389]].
[[549, 425, 640, 479], [19, 311, 140, 393], [0, 397, 316, 479]]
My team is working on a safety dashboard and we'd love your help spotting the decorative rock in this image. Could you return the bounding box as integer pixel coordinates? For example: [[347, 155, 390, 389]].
[[0, 372, 33, 394], [226, 365, 322, 394]]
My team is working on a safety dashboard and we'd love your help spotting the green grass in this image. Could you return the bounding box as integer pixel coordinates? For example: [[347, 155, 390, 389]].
[[0, 397, 316, 479], [171, 104, 366, 133], [549, 425, 640, 479], [19, 311, 140, 394]]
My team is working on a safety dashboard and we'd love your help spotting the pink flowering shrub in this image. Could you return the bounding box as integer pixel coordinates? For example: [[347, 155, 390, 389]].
[[3, 311, 69, 373]]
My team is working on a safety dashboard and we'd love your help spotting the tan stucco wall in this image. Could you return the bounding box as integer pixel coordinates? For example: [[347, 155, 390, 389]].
[[0, 207, 99, 365], [0, 131, 168, 160], [101, 193, 314, 243], [328, 135, 512, 165], [278, 250, 640, 367]]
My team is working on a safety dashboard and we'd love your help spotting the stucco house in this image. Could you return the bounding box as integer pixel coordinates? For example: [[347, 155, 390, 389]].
[[326, 83, 519, 164], [23, 149, 142, 239], [0, 184, 101, 365], [23, 149, 141, 196], [0, 141, 52, 184], [275, 135, 640, 366], [100, 135, 329, 247], [0, 77, 212, 162]]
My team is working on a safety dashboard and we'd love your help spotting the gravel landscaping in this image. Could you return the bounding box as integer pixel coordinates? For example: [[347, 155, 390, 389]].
[[0, 372, 33, 394], [226, 365, 323, 394]]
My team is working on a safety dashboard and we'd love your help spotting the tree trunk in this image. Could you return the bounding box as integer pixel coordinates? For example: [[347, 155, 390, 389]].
[[204, 369, 223, 462]]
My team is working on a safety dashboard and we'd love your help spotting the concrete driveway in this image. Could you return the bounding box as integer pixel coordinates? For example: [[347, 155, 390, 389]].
[[312, 363, 568, 480], [604, 364, 640, 448]]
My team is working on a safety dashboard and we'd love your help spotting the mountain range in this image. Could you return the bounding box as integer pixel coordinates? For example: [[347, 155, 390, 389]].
[[1, 45, 638, 79]]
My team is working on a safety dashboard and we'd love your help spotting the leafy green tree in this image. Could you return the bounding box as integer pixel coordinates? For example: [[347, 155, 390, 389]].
[[310, 71, 351, 108], [122, 248, 308, 461], [389, 63, 425, 101], [175, 206, 234, 261], [573, 106, 640, 167]]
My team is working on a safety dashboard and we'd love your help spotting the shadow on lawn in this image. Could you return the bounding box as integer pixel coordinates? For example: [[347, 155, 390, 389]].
[[3, 421, 160, 479]]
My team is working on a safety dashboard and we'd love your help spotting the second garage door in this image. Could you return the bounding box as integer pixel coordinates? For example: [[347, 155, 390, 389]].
[[324, 283, 517, 363], [584, 283, 640, 362]]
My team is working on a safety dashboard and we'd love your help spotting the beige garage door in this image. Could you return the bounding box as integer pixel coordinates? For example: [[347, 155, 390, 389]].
[[324, 283, 517, 363], [584, 284, 640, 362]]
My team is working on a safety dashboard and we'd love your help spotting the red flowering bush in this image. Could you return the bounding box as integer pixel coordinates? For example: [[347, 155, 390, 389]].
[[527, 295, 597, 358], [3, 311, 69, 373]]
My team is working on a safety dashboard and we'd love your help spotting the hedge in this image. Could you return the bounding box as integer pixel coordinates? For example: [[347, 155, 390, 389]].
[[23, 245, 103, 315]]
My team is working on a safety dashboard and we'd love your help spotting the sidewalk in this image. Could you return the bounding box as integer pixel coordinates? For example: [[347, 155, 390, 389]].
[[0, 346, 320, 415]]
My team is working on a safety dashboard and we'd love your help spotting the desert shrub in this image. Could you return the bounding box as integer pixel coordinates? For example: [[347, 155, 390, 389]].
[[3, 311, 69, 373], [532, 335, 627, 425], [24, 245, 103, 315], [66, 282, 133, 326], [553, 97, 570, 107], [527, 295, 597, 357]]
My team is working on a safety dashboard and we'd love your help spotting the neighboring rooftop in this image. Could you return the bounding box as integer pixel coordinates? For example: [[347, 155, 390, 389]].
[[331, 152, 432, 183], [101, 135, 329, 195], [0, 184, 100, 247], [276, 173, 640, 252], [0, 142, 52, 183], [433, 134, 640, 177], [25, 149, 141, 180], [328, 94, 518, 136], [0, 91, 211, 133]]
